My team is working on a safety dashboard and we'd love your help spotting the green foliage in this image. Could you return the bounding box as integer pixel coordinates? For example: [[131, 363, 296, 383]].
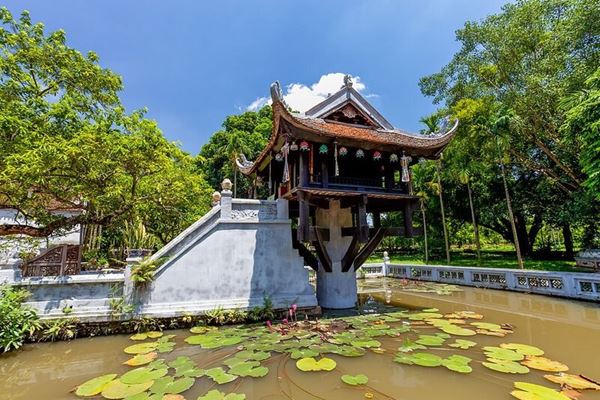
[[0, 8, 212, 245], [39, 318, 78, 341], [197, 106, 272, 197], [0, 285, 40, 352], [130, 257, 168, 285], [416, 0, 600, 256], [122, 220, 157, 250]]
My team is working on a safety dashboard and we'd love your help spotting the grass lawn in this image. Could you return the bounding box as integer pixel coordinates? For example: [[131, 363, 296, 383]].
[[367, 250, 582, 272]]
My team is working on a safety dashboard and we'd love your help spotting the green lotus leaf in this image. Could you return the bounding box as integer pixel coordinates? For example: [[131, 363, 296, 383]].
[[483, 346, 524, 361], [333, 346, 366, 357], [124, 342, 159, 355], [471, 322, 504, 332], [500, 343, 545, 356], [197, 389, 246, 400], [168, 356, 193, 369], [145, 331, 163, 339], [482, 359, 530, 374], [341, 374, 369, 386], [448, 339, 477, 349], [393, 353, 414, 365], [124, 353, 158, 367], [296, 357, 337, 372], [75, 374, 118, 397], [149, 376, 195, 395], [438, 324, 477, 336], [511, 382, 571, 400], [154, 341, 175, 353], [398, 339, 426, 353], [157, 334, 176, 343], [205, 367, 238, 384], [415, 335, 445, 346], [350, 339, 381, 348], [101, 379, 154, 399], [410, 353, 443, 367], [408, 312, 444, 321], [122, 393, 149, 400], [189, 326, 214, 334], [442, 355, 473, 373], [290, 348, 320, 359], [121, 367, 168, 385], [234, 350, 271, 361], [130, 333, 148, 341], [228, 361, 269, 378], [147, 360, 167, 370]]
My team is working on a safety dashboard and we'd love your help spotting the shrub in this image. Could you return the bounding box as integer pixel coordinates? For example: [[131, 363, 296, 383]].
[[0, 285, 40, 352]]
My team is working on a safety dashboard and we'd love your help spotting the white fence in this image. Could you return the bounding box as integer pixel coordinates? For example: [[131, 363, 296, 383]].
[[358, 261, 600, 302]]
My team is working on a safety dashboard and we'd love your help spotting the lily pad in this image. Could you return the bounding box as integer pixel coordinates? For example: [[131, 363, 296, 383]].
[[120, 366, 168, 384], [197, 390, 246, 400], [124, 342, 159, 355], [350, 339, 381, 348], [442, 355, 472, 373], [296, 357, 337, 372], [130, 333, 149, 341], [483, 359, 530, 374], [500, 343, 545, 356], [101, 379, 154, 399], [149, 376, 195, 395], [449, 339, 477, 350], [75, 374, 118, 397], [511, 382, 571, 400], [439, 324, 477, 336], [205, 367, 238, 384], [410, 353, 443, 367], [341, 374, 369, 386], [483, 346, 524, 361], [290, 348, 320, 359], [228, 361, 269, 378], [415, 335, 445, 346], [146, 331, 163, 339], [398, 339, 426, 353], [544, 374, 600, 390], [124, 352, 158, 367], [522, 356, 569, 372]]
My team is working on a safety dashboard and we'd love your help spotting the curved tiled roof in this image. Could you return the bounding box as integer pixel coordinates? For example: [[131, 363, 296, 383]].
[[239, 81, 458, 175]]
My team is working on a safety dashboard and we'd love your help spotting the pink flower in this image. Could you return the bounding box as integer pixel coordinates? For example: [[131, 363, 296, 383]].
[[266, 320, 272, 327], [282, 318, 288, 324], [291, 304, 297, 312]]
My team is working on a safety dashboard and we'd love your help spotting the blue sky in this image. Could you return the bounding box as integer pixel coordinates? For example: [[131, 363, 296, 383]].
[[4, 1, 508, 154]]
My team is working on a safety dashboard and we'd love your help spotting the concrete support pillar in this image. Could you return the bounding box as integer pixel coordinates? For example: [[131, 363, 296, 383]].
[[276, 198, 289, 220], [316, 200, 357, 309]]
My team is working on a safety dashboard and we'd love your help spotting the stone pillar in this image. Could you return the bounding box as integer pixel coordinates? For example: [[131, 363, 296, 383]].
[[220, 178, 233, 219], [276, 198, 289, 220], [383, 251, 390, 276], [316, 200, 357, 309]]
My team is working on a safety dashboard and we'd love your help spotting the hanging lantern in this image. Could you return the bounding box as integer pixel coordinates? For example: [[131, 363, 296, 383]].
[[373, 151, 382, 161], [319, 144, 328, 154], [356, 149, 365, 158], [389, 153, 399, 163], [299, 141, 310, 152], [275, 152, 283, 162], [281, 142, 290, 183], [290, 141, 298, 151], [338, 146, 348, 157], [401, 152, 412, 182]]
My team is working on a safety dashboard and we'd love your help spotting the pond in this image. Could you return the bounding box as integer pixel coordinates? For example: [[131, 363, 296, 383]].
[[1, 278, 599, 400]]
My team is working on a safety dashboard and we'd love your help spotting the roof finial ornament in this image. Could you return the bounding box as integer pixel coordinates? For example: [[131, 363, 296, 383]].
[[343, 74, 353, 89]]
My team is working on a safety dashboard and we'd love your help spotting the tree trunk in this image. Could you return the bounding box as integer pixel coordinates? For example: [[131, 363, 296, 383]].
[[497, 148, 524, 269], [562, 223, 574, 259], [436, 159, 451, 264], [466, 181, 482, 266], [233, 166, 237, 198], [421, 200, 429, 264]]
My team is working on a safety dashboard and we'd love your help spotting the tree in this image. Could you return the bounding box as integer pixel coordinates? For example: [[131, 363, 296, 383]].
[[458, 170, 482, 266], [420, 0, 600, 256], [197, 106, 272, 198], [0, 9, 212, 243]]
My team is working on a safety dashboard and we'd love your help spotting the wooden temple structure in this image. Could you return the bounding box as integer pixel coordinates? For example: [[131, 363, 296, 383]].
[[237, 76, 457, 308]]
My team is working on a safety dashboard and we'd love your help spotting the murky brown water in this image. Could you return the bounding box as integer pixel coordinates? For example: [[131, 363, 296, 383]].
[[1, 278, 599, 400]]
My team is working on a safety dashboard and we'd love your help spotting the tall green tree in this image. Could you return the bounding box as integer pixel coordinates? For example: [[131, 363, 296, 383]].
[[0, 9, 212, 243], [420, 0, 600, 255], [197, 106, 272, 198]]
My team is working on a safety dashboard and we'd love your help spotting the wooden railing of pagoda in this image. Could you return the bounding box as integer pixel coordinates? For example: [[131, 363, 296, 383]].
[[304, 174, 407, 193], [22, 244, 82, 277]]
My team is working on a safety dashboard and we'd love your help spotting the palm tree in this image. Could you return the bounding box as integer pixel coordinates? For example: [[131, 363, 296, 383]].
[[420, 115, 440, 134], [492, 114, 524, 269], [435, 156, 451, 264], [459, 170, 482, 266], [416, 190, 430, 264]]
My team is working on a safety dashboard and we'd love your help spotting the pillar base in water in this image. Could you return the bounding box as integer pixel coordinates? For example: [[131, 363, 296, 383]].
[[314, 200, 357, 309], [316, 266, 357, 309]]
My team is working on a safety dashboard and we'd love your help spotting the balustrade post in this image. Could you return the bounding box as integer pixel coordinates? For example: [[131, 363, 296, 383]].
[[383, 251, 390, 276]]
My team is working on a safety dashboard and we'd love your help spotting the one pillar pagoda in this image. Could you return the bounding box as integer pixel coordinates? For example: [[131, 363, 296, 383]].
[[237, 76, 458, 309]]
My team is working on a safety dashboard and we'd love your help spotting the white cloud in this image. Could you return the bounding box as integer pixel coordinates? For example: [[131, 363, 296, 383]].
[[245, 72, 370, 113], [246, 96, 269, 112]]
